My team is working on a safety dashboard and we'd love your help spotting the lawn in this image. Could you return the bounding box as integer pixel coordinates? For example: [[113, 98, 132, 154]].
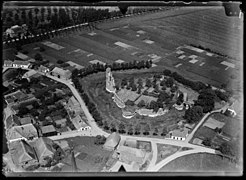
[[61, 136, 112, 172], [158, 153, 241, 174], [156, 144, 181, 165]]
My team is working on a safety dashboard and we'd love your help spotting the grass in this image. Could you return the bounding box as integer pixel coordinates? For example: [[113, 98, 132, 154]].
[[61, 136, 112, 172], [156, 144, 181, 165], [158, 153, 241, 173]]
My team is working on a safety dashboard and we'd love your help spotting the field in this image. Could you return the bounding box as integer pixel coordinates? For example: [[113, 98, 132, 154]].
[[158, 153, 241, 174], [60, 136, 112, 172], [3, 6, 242, 96], [156, 144, 181, 165]]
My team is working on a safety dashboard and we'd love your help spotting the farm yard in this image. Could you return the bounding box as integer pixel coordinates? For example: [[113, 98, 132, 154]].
[[60, 136, 113, 172]]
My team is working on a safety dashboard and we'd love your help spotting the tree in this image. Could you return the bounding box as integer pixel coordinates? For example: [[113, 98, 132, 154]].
[[131, 83, 137, 91], [137, 78, 143, 89], [166, 77, 174, 87], [110, 122, 117, 132], [202, 138, 212, 147], [161, 127, 168, 136], [94, 135, 106, 145], [127, 124, 134, 135], [125, 100, 135, 106], [137, 100, 146, 108], [219, 142, 233, 156], [118, 123, 126, 134], [134, 124, 141, 135], [143, 124, 150, 135], [163, 69, 172, 76], [184, 105, 203, 124], [153, 127, 159, 136], [34, 53, 43, 61], [145, 78, 152, 88], [121, 78, 128, 88]]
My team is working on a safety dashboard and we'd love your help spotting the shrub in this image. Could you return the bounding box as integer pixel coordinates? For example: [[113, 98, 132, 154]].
[[57, 60, 64, 64]]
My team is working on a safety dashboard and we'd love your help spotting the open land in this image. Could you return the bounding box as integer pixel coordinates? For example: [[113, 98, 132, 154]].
[[158, 153, 241, 173], [4, 6, 242, 95]]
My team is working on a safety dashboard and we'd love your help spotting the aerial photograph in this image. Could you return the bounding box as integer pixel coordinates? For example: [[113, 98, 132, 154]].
[[2, 1, 243, 176]]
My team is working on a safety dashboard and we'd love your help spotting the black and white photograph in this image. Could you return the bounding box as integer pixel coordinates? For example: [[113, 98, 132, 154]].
[[2, 1, 243, 176]]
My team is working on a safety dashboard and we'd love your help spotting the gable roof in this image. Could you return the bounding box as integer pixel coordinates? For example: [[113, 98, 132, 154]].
[[103, 132, 121, 149], [7, 123, 38, 141], [41, 125, 56, 134], [13, 60, 30, 66], [171, 128, 189, 138], [71, 115, 89, 130], [34, 137, 55, 161], [52, 67, 71, 77], [10, 140, 37, 165]]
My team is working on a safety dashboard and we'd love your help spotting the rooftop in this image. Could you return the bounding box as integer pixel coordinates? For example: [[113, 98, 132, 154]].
[[171, 128, 189, 138], [41, 125, 57, 134], [13, 60, 30, 66], [71, 115, 89, 130], [52, 67, 72, 77]]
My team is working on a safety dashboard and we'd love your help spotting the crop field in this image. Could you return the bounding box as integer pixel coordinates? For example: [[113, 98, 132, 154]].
[[159, 153, 241, 173], [4, 6, 242, 95]]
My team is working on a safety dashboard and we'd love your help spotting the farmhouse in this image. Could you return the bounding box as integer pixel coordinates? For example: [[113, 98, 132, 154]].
[[51, 67, 72, 80], [10, 140, 39, 169], [22, 70, 38, 79], [6, 123, 38, 142], [67, 96, 82, 116], [103, 132, 121, 151], [12, 60, 30, 69], [170, 128, 189, 141], [71, 115, 91, 131], [19, 116, 34, 125], [41, 125, 57, 137], [33, 137, 56, 166], [4, 60, 13, 67], [38, 65, 50, 73]]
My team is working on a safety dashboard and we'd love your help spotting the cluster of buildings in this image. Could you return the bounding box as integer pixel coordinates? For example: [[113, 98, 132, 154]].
[[103, 133, 152, 171], [8, 137, 59, 170]]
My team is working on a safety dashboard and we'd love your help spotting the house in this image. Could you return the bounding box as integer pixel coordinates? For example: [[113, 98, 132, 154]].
[[71, 115, 91, 131], [12, 60, 30, 69], [170, 128, 189, 141], [117, 145, 146, 165], [33, 137, 55, 166], [9, 140, 39, 169], [67, 96, 82, 116], [38, 65, 50, 74], [226, 99, 242, 117], [41, 125, 57, 137], [51, 67, 72, 80], [19, 116, 34, 125], [7, 123, 38, 142], [22, 70, 38, 79], [4, 60, 13, 67], [55, 118, 67, 128], [103, 132, 121, 151]]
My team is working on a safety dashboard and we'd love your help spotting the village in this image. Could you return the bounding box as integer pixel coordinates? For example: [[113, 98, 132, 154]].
[[2, 2, 243, 175]]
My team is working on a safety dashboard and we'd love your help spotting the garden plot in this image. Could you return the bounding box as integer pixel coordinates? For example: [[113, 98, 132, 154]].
[[89, 59, 106, 66], [67, 49, 89, 57], [41, 41, 65, 50], [115, 59, 125, 64], [114, 41, 138, 50], [117, 88, 140, 102], [66, 61, 85, 70], [203, 117, 225, 130]]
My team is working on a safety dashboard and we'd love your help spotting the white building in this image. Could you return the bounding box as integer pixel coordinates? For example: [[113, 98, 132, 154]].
[[170, 128, 189, 141], [12, 60, 30, 69]]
